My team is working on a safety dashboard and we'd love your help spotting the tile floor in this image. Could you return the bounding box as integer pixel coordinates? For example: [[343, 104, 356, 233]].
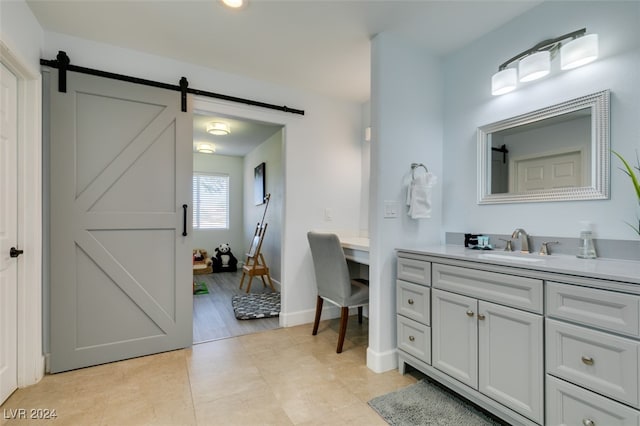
[[1, 317, 418, 425]]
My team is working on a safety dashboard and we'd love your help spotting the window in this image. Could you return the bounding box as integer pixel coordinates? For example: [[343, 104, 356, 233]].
[[193, 172, 229, 229]]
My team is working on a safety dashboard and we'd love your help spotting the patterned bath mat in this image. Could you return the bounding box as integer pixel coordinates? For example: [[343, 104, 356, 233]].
[[231, 292, 280, 320], [368, 379, 506, 425]]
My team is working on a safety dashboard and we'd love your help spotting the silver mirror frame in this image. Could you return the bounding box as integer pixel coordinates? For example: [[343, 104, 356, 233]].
[[477, 90, 610, 204]]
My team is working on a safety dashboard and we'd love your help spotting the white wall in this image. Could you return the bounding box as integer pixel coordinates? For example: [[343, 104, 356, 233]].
[[369, 32, 443, 372], [244, 129, 283, 283], [443, 1, 640, 240], [40, 32, 364, 323], [192, 153, 244, 257], [0, 0, 43, 68]]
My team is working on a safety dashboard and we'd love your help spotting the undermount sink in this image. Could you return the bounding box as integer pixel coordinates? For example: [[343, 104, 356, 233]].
[[478, 253, 546, 263]]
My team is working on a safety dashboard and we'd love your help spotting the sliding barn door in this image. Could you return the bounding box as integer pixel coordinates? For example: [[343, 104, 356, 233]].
[[49, 69, 192, 373]]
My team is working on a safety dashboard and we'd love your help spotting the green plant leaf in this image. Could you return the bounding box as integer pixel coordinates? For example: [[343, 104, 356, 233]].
[[612, 150, 640, 201]]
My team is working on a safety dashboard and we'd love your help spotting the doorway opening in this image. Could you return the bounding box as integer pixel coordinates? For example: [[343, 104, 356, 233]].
[[191, 111, 284, 344]]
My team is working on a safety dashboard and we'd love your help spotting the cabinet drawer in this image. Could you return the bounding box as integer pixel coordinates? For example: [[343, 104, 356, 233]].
[[397, 280, 430, 325], [546, 319, 639, 407], [546, 375, 640, 426], [432, 263, 542, 313], [397, 257, 431, 286], [547, 281, 640, 338], [397, 316, 431, 364]]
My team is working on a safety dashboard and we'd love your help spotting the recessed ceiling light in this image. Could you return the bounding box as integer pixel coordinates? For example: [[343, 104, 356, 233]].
[[221, 0, 245, 9]]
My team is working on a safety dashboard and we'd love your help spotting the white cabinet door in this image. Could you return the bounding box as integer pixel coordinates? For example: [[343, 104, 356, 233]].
[[478, 301, 543, 424], [432, 289, 478, 388]]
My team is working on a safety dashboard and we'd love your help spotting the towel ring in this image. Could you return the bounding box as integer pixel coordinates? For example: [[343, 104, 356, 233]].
[[411, 163, 429, 179]]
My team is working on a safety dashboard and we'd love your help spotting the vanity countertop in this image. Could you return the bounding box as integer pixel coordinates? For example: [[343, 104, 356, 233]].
[[397, 245, 640, 286]]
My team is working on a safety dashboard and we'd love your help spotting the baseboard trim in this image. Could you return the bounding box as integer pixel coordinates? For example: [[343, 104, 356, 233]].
[[279, 304, 342, 327], [366, 347, 398, 373]]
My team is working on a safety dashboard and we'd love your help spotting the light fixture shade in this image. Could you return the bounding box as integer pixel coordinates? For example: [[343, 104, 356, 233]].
[[206, 121, 230, 136], [561, 34, 599, 70], [491, 68, 518, 96], [196, 143, 215, 154], [221, 0, 244, 8], [519, 51, 551, 82]]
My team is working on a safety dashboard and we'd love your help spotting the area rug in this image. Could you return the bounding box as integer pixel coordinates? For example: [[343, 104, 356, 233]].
[[368, 379, 505, 426], [231, 292, 280, 320], [193, 282, 209, 295]]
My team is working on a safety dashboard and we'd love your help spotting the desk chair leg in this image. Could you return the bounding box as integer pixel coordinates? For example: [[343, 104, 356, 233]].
[[358, 306, 363, 324], [337, 307, 349, 353], [312, 296, 323, 335]]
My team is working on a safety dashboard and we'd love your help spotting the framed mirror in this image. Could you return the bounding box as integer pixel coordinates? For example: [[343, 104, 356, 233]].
[[477, 90, 610, 204]]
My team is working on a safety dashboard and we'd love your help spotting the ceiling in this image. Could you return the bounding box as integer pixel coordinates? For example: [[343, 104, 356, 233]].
[[26, 0, 542, 156], [193, 114, 282, 156]]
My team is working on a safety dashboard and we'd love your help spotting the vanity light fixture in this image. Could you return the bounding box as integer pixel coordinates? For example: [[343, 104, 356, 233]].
[[491, 28, 598, 96], [196, 142, 216, 154], [518, 51, 550, 82], [206, 121, 230, 136], [561, 34, 599, 70]]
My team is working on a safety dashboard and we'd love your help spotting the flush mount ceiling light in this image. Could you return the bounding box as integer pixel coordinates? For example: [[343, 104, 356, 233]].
[[196, 142, 216, 154], [491, 28, 598, 96], [206, 121, 230, 136], [221, 0, 245, 8]]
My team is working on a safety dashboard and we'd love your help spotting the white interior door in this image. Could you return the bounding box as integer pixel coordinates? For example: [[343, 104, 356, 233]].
[[49, 69, 192, 373], [512, 150, 583, 192], [0, 62, 18, 403]]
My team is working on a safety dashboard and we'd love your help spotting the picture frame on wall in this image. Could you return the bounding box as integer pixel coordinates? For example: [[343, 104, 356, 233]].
[[254, 162, 266, 205]]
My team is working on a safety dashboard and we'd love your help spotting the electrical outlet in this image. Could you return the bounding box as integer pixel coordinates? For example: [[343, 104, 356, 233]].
[[324, 208, 333, 221]]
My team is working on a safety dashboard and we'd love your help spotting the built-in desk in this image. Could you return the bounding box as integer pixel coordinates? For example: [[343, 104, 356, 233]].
[[340, 236, 369, 265]]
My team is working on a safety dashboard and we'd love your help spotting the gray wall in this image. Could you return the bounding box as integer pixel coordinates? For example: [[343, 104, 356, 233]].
[[442, 1, 640, 240], [244, 129, 283, 283]]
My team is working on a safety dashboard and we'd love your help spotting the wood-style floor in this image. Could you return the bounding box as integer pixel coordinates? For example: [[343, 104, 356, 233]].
[[192, 270, 280, 344]]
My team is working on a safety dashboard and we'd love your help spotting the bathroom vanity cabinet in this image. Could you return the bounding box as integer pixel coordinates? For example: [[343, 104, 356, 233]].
[[396, 246, 640, 426]]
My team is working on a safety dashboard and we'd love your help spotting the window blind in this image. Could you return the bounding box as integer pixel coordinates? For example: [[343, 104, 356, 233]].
[[193, 173, 229, 229]]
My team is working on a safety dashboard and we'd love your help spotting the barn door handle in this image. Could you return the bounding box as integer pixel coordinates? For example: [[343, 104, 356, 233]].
[[182, 204, 188, 236], [10, 247, 24, 258]]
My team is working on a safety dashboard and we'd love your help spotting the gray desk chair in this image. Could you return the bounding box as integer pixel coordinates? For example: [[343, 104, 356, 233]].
[[307, 232, 369, 353]]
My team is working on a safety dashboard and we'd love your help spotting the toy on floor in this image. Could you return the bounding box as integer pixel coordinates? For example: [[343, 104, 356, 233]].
[[212, 243, 238, 272], [193, 249, 213, 275]]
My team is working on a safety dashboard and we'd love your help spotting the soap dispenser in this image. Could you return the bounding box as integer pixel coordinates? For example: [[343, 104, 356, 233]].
[[576, 221, 597, 259]]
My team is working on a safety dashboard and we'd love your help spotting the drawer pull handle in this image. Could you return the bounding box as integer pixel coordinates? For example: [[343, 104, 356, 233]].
[[583, 419, 595, 426], [466, 310, 474, 317], [582, 356, 594, 366], [409, 336, 415, 342], [408, 299, 414, 305], [477, 313, 486, 320]]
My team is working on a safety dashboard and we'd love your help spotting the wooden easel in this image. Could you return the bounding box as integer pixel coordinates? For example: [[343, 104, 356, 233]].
[[239, 194, 276, 293]]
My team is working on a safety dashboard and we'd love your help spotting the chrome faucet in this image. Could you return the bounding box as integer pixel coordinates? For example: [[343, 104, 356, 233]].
[[511, 228, 530, 253]]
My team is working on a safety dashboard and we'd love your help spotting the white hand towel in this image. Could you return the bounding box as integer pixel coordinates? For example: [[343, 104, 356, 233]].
[[407, 172, 436, 219]]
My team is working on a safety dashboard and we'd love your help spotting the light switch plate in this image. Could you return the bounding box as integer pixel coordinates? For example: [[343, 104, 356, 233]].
[[384, 200, 399, 218]]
